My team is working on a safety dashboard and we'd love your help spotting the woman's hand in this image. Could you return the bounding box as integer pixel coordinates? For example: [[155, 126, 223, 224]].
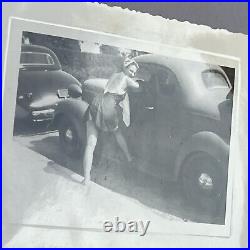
[[133, 77, 145, 83], [136, 79, 145, 85]]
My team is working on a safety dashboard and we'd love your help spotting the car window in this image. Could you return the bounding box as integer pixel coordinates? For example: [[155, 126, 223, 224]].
[[143, 76, 157, 104], [135, 63, 179, 97], [20, 52, 54, 65], [202, 70, 230, 89], [157, 69, 178, 96], [131, 66, 151, 93], [136, 66, 151, 82], [130, 64, 157, 107]]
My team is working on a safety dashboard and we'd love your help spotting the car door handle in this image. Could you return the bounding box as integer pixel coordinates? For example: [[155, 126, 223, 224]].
[[145, 106, 154, 110]]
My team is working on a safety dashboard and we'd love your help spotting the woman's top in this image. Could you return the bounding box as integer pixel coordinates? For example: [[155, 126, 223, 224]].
[[104, 72, 139, 95], [104, 72, 139, 127]]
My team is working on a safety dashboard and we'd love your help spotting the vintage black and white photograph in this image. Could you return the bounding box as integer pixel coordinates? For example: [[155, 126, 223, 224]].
[[2, 2, 247, 247], [11, 29, 235, 229]]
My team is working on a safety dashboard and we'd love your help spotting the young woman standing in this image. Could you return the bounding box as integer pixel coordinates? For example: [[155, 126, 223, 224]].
[[82, 58, 140, 186]]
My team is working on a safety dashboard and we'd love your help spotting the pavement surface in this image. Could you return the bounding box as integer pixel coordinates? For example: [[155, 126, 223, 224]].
[[3, 120, 224, 247]]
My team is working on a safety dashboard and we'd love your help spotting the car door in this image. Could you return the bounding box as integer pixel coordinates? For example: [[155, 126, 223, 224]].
[[128, 62, 186, 178], [153, 66, 186, 177], [126, 64, 158, 171]]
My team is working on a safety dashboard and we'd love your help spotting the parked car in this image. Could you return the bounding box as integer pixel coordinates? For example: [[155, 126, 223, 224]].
[[53, 54, 233, 209], [15, 44, 81, 122]]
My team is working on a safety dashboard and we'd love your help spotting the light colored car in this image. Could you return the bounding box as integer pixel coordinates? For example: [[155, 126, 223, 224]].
[[53, 54, 233, 210]]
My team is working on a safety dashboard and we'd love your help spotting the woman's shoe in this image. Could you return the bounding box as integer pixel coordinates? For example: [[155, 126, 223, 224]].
[[81, 178, 91, 186]]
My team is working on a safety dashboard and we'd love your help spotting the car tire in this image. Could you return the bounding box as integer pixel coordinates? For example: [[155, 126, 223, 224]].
[[59, 116, 86, 158], [181, 152, 227, 212]]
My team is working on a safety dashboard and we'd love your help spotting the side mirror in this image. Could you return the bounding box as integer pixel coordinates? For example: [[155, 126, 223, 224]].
[[68, 84, 82, 98]]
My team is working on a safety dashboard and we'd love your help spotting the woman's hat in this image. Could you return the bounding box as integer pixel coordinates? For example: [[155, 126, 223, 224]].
[[123, 58, 139, 69]]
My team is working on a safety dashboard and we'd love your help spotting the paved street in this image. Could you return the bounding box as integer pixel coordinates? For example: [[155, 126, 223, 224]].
[[12, 120, 224, 226]]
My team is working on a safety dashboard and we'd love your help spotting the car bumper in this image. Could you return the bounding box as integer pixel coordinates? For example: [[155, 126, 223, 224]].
[[31, 108, 55, 121]]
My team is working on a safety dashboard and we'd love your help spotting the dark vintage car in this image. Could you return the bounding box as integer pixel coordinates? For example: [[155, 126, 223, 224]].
[[52, 54, 233, 209], [15, 44, 81, 122]]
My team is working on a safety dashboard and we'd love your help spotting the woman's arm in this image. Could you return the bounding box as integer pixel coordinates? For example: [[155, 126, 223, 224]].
[[127, 77, 140, 89]]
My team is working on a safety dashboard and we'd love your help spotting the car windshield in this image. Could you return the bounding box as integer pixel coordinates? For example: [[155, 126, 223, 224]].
[[20, 52, 54, 65], [202, 70, 230, 89]]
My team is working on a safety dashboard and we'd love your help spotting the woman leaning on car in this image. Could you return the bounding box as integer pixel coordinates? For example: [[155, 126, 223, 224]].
[[82, 58, 140, 186]]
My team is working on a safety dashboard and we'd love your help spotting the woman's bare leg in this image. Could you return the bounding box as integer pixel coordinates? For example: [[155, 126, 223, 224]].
[[82, 120, 98, 185], [114, 129, 132, 162]]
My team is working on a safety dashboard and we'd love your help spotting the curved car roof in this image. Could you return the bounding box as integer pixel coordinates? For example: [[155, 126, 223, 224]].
[[134, 54, 231, 93], [21, 44, 61, 70], [134, 54, 229, 81], [21, 44, 53, 53]]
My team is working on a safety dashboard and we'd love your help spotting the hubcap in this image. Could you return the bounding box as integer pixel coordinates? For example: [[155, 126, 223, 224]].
[[65, 128, 73, 141], [198, 173, 213, 191]]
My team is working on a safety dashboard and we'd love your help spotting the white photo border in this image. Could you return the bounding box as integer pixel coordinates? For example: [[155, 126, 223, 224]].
[[3, 16, 242, 238]]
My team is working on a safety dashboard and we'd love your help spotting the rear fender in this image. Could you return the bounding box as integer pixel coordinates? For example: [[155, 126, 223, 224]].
[[174, 131, 229, 180], [53, 98, 89, 128]]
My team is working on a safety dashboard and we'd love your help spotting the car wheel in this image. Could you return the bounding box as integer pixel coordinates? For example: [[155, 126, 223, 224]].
[[59, 116, 85, 158], [181, 152, 227, 211]]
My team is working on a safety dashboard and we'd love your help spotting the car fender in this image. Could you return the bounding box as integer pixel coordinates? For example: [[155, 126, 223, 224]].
[[53, 98, 89, 127], [174, 131, 229, 179]]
